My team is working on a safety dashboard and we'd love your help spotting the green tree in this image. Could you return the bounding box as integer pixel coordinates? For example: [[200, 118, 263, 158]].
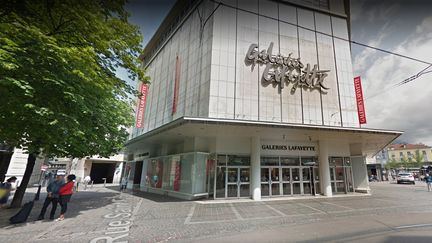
[[400, 156, 409, 169], [413, 150, 424, 167], [0, 0, 147, 207], [385, 158, 400, 170]]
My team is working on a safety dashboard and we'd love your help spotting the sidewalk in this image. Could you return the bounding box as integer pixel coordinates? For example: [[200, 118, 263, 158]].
[[0, 183, 125, 225], [0, 186, 124, 242], [2, 182, 432, 242]]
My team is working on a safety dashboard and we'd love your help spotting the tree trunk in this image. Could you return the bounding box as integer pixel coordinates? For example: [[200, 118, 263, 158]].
[[0, 151, 13, 182], [10, 153, 36, 208]]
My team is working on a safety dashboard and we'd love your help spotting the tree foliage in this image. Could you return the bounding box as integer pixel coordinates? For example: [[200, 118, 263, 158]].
[[414, 150, 424, 164], [0, 0, 146, 157], [0, 0, 148, 206]]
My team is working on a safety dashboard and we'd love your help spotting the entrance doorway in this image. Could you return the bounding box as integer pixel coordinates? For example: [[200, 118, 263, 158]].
[[330, 157, 354, 194], [215, 166, 250, 198], [260, 157, 319, 197], [90, 163, 116, 183], [261, 166, 319, 197], [214, 155, 251, 199], [261, 167, 280, 196], [133, 161, 143, 185]]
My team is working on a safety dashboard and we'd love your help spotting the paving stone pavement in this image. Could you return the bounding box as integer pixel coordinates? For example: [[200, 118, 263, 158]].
[[1, 182, 432, 242]]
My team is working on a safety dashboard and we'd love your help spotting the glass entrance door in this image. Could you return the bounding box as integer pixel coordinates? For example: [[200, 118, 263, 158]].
[[215, 166, 226, 198], [292, 167, 301, 195], [329, 157, 355, 194], [215, 166, 250, 199], [281, 166, 314, 196], [313, 166, 320, 195], [261, 167, 280, 197], [281, 167, 291, 195], [227, 167, 238, 197], [302, 167, 311, 194], [262, 166, 316, 197], [270, 167, 280, 196]]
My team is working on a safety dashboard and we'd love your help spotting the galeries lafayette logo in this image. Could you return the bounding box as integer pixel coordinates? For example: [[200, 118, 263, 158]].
[[245, 42, 330, 94]]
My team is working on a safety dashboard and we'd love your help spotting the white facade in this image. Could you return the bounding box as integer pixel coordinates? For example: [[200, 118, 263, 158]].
[[131, 0, 359, 141], [60, 154, 125, 184], [125, 0, 401, 200], [5, 148, 44, 186]]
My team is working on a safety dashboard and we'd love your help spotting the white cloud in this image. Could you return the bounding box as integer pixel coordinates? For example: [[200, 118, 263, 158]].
[[355, 16, 432, 146]]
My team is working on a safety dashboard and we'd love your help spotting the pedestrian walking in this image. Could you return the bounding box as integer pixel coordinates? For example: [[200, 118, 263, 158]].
[[426, 174, 432, 192], [37, 172, 65, 220], [56, 174, 76, 221], [0, 176, 17, 208], [83, 175, 91, 190], [120, 176, 128, 191]]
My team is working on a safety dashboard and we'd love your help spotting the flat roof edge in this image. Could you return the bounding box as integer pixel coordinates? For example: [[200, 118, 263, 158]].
[[125, 117, 403, 147], [182, 117, 404, 135]]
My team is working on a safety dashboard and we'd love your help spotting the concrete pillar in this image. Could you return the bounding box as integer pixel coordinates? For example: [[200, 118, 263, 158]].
[[161, 144, 169, 156], [319, 140, 332, 197], [250, 136, 261, 200], [352, 156, 369, 193]]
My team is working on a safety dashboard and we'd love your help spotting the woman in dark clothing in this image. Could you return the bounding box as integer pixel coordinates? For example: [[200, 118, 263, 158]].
[[56, 174, 75, 221]]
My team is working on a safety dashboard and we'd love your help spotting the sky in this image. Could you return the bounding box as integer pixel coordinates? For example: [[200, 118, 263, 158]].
[[121, 0, 432, 146], [115, 0, 175, 86], [350, 0, 432, 145]]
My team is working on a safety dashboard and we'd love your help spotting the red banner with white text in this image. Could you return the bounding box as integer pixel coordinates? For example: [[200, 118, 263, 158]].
[[172, 54, 181, 114], [135, 83, 148, 128], [354, 76, 367, 124]]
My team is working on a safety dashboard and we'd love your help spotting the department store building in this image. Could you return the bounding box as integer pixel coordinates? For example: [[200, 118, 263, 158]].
[[124, 0, 402, 200]]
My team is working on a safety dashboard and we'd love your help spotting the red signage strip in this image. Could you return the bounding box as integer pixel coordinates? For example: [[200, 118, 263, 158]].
[[135, 83, 149, 128], [172, 54, 181, 114], [173, 160, 181, 191], [354, 76, 367, 124]]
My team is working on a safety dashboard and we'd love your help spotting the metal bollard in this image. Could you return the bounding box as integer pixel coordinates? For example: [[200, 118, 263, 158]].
[[34, 185, 42, 201], [91, 180, 94, 188], [103, 178, 107, 187]]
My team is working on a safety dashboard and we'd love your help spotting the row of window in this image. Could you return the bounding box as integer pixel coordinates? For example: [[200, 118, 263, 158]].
[[216, 154, 352, 167], [391, 150, 431, 159]]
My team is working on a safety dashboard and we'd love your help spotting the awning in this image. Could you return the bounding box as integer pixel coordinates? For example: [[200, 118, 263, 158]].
[[125, 117, 402, 157]]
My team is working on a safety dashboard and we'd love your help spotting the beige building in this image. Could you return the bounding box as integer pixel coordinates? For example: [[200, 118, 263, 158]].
[[387, 144, 432, 162]]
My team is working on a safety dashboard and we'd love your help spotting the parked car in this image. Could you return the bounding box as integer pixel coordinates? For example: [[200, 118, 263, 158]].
[[397, 172, 415, 184]]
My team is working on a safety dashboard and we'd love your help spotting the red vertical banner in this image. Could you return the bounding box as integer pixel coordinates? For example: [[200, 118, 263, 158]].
[[155, 159, 163, 188], [354, 76, 367, 124], [135, 82, 148, 128], [172, 54, 181, 114], [173, 158, 181, 191]]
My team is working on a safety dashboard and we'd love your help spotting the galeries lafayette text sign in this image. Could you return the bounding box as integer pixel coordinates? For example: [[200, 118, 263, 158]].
[[246, 42, 330, 94], [262, 145, 315, 151]]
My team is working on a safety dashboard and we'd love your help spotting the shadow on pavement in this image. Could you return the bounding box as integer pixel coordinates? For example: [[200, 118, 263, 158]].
[[106, 186, 188, 203], [0, 190, 119, 229], [383, 235, 432, 243]]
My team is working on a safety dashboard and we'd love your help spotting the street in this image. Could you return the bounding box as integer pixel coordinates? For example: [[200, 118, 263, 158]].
[[2, 182, 432, 242]]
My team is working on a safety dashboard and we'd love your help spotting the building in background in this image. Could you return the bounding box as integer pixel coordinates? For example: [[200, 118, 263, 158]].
[[2, 149, 124, 187], [2, 148, 45, 186], [125, 0, 402, 200], [387, 143, 432, 162], [366, 148, 389, 181], [50, 154, 125, 184]]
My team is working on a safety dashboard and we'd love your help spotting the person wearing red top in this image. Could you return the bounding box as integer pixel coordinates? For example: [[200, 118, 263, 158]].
[[56, 174, 76, 221]]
